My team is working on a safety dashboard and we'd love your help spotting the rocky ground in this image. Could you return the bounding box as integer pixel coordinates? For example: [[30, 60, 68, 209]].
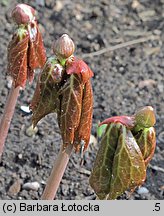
[[0, 0, 163, 200]]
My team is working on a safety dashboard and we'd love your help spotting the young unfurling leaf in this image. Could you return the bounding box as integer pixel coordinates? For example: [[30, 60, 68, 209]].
[[134, 127, 156, 167], [7, 28, 29, 88], [99, 115, 135, 129], [73, 80, 93, 152], [89, 123, 121, 199], [31, 34, 94, 153], [66, 57, 94, 83], [8, 4, 46, 88], [28, 21, 46, 70], [30, 57, 63, 127], [106, 127, 146, 200], [0, 4, 46, 159], [57, 74, 84, 149], [89, 106, 156, 199]]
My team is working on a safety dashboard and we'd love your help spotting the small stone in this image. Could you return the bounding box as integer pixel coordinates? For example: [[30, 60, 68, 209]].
[[18, 153, 23, 159], [138, 79, 157, 89], [137, 187, 149, 194], [54, 1, 63, 12], [89, 134, 97, 146], [61, 184, 69, 196], [20, 105, 31, 113], [8, 179, 21, 196], [131, 0, 141, 9], [144, 47, 160, 56], [26, 125, 38, 137], [6, 77, 12, 89], [119, 67, 124, 72], [158, 84, 163, 93], [138, 10, 156, 22], [40, 180, 46, 185], [153, 29, 161, 35], [20, 172, 26, 179], [22, 182, 40, 191]]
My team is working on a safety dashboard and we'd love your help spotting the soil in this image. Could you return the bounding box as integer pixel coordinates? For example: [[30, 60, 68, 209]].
[[0, 0, 163, 200]]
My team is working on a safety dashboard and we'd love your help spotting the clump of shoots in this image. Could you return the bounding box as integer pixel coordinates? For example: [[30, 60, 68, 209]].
[[89, 106, 156, 199], [30, 34, 94, 199], [0, 4, 46, 158]]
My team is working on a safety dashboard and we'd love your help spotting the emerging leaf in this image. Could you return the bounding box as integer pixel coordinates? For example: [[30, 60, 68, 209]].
[[57, 74, 83, 150], [89, 124, 146, 200], [97, 123, 107, 138], [90, 106, 156, 199], [28, 21, 46, 70], [31, 34, 94, 153], [73, 80, 93, 152], [7, 28, 29, 88], [30, 57, 63, 127], [8, 4, 46, 88], [134, 127, 156, 167], [58, 57, 94, 152], [89, 123, 121, 199], [107, 126, 146, 200], [66, 57, 94, 83], [99, 116, 135, 129], [134, 106, 156, 129]]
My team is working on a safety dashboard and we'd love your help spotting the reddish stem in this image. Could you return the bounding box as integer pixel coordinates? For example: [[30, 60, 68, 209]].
[[0, 84, 20, 158], [41, 144, 73, 200]]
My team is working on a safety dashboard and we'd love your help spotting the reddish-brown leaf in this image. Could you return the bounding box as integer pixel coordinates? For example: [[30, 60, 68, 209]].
[[58, 58, 94, 152], [99, 116, 135, 129], [7, 29, 29, 88], [73, 80, 93, 152], [28, 21, 46, 70], [66, 57, 93, 83], [30, 57, 63, 127], [57, 74, 84, 149]]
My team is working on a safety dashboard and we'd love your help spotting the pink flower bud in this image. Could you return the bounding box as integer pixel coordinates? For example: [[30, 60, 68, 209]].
[[53, 34, 75, 59], [12, 4, 35, 25], [134, 106, 156, 128]]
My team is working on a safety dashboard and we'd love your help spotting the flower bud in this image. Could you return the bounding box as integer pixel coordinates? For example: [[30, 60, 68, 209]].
[[134, 106, 156, 128], [53, 34, 75, 59], [12, 4, 35, 25]]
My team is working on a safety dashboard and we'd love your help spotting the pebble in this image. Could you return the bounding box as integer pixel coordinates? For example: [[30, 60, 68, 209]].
[[154, 29, 161, 35], [138, 79, 157, 89], [40, 180, 46, 185], [22, 182, 40, 191], [25, 125, 38, 137], [61, 184, 69, 196], [20, 105, 31, 114], [6, 77, 12, 89], [54, 1, 63, 12], [18, 153, 23, 159], [8, 179, 21, 196], [138, 10, 156, 22], [137, 187, 149, 194], [131, 0, 141, 9], [89, 134, 97, 146], [158, 84, 163, 93]]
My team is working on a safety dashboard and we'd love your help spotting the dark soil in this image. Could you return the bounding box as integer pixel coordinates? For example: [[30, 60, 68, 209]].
[[0, 0, 163, 200]]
